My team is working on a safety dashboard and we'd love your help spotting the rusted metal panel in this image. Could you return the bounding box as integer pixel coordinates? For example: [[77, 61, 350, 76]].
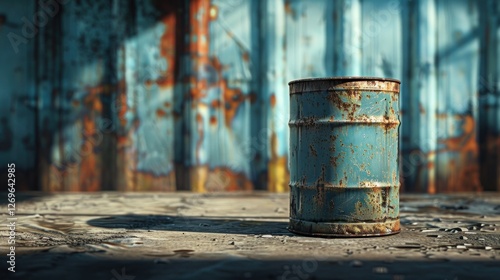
[[285, 0, 329, 79], [258, 0, 289, 192], [60, 0, 114, 191], [1, 0, 499, 192], [326, 0, 362, 76], [36, 0, 64, 191], [400, 0, 488, 192], [112, 0, 136, 191], [128, 0, 180, 191], [434, 0, 481, 192], [175, 0, 259, 192], [478, 0, 500, 191], [36, 0, 128, 191], [60, 0, 110, 191], [0, 0, 36, 190], [288, 77, 401, 236], [359, 0, 402, 78], [400, 0, 438, 193]]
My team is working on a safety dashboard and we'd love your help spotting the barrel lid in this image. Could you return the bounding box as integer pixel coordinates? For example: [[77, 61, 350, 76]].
[[288, 76, 401, 85]]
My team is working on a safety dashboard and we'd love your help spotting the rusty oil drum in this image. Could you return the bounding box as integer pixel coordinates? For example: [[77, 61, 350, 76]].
[[288, 77, 401, 237]]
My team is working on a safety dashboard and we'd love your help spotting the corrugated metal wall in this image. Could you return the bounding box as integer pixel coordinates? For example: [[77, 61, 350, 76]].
[[0, 0, 498, 192]]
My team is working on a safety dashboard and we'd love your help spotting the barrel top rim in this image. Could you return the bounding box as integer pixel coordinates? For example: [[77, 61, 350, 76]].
[[288, 76, 401, 85]]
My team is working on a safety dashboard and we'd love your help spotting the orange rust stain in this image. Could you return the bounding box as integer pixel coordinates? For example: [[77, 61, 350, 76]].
[[270, 94, 277, 107], [211, 99, 221, 108], [117, 88, 128, 126], [83, 85, 108, 114], [93, 99, 103, 113], [384, 120, 399, 132], [189, 0, 210, 56], [220, 78, 245, 127], [438, 115, 481, 192], [209, 167, 253, 191], [327, 90, 361, 120], [391, 220, 401, 232], [156, 109, 167, 118], [189, 165, 254, 192], [439, 116, 476, 151], [79, 155, 99, 192], [144, 79, 154, 89], [195, 56, 246, 127], [79, 115, 99, 192], [210, 55, 225, 73], [86, 84, 112, 96], [157, 13, 177, 88], [196, 113, 203, 123], [117, 135, 129, 146], [392, 83, 400, 92], [211, 57, 244, 126], [242, 51, 250, 62], [190, 77, 208, 100], [209, 116, 217, 125], [134, 171, 176, 191], [164, 101, 171, 108]]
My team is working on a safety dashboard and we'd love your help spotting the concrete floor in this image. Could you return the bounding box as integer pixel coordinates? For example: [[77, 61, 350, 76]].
[[1, 192, 499, 279]]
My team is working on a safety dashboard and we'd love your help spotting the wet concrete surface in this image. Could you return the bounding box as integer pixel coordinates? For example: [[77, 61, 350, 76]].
[[0, 192, 499, 279]]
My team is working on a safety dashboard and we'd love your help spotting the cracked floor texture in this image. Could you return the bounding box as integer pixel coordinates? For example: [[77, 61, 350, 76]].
[[1, 192, 499, 280]]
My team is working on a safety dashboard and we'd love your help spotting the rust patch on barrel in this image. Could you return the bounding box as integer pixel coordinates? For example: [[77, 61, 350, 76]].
[[327, 90, 361, 120], [329, 153, 343, 168], [309, 144, 318, 157]]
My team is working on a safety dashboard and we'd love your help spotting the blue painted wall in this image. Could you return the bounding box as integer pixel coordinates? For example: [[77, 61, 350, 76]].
[[0, 0, 498, 192]]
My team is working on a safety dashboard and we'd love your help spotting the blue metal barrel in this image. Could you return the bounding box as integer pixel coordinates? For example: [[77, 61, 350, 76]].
[[288, 77, 401, 237]]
